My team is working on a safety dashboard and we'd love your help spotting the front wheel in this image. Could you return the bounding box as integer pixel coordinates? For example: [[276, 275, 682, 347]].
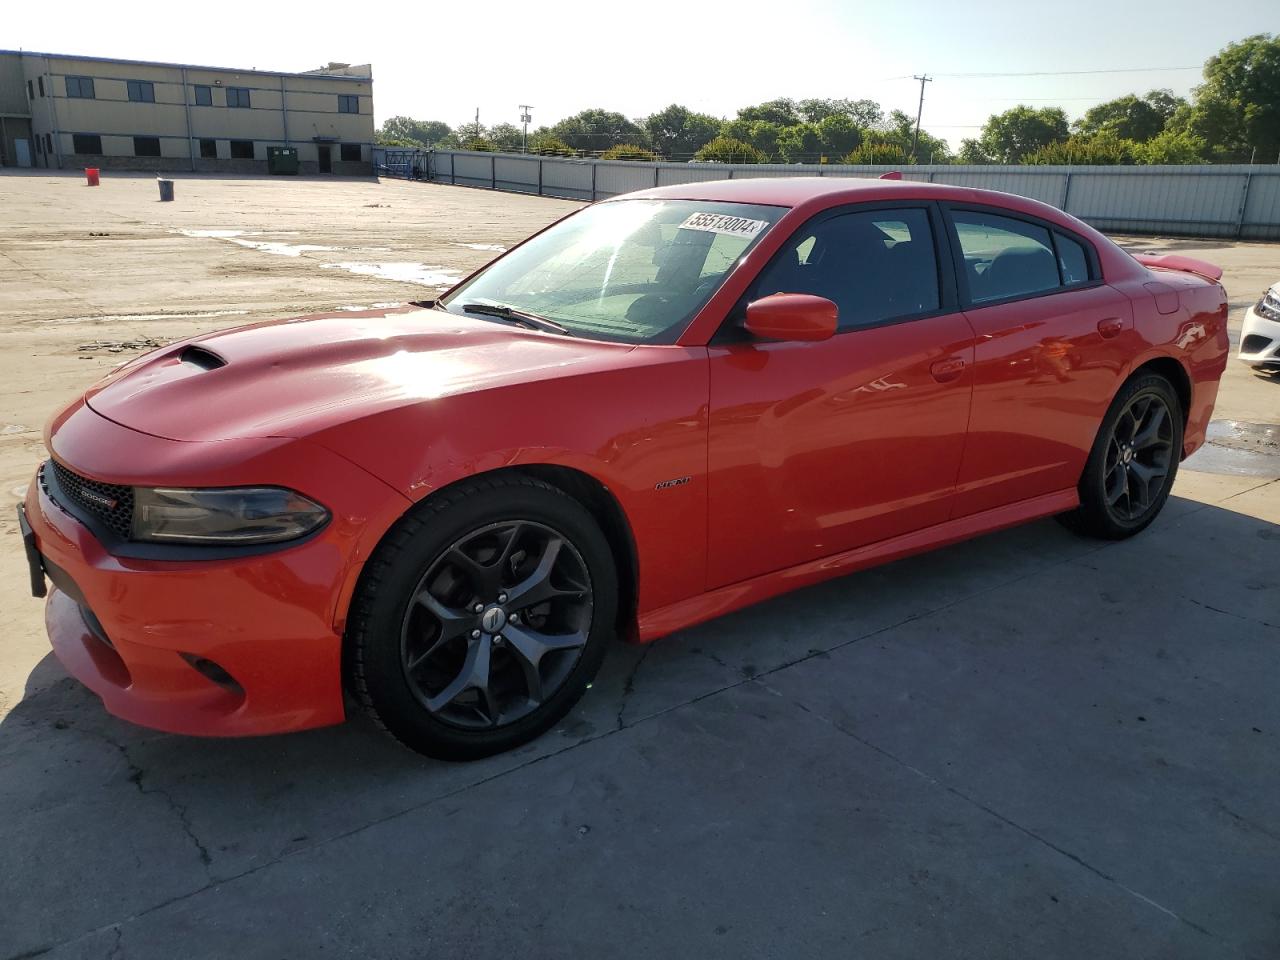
[[348, 477, 617, 760], [1059, 373, 1183, 540]]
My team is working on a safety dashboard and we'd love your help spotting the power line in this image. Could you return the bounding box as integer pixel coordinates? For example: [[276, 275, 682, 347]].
[[926, 65, 1200, 78]]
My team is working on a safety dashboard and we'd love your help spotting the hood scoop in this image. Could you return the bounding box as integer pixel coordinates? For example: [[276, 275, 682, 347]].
[[179, 345, 227, 371]]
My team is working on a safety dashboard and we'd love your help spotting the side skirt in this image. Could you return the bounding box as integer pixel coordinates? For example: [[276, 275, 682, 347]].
[[636, 488, 1079, 642]]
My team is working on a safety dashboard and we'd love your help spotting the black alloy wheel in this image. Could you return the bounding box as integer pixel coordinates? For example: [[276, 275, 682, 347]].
[[1102, 392, 1175, 523], [1060, 373, 1183, 540], [348, 476, 617, 760], [400, 520, 592, 729]]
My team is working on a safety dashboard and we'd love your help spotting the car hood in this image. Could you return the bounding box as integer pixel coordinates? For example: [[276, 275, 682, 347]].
[[85, 306, 637, 441]]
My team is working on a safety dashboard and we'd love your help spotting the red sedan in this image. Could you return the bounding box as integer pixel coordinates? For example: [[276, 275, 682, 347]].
[[21, 178, 1228, 759]]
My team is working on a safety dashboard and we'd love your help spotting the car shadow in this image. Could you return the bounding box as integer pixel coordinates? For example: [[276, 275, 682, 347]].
[[1, 488, 1277, 956]]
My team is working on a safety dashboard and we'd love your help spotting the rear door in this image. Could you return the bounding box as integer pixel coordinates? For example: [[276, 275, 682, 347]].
[[944, 206, 1134, 517], [706, 203, 976, 589]]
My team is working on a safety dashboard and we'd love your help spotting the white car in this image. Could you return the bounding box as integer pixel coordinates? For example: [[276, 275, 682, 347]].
[[1239, 281, 1280, 369]]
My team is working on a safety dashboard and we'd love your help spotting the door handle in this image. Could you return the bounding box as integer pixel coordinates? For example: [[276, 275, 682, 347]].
[[1097, 317, 1124, 339], [930, 356, 966, 383]]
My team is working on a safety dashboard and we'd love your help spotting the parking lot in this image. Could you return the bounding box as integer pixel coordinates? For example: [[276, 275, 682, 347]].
[[1, 171, 1277, 959]]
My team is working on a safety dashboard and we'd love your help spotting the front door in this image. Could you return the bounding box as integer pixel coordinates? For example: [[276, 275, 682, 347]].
[[318, 145, 331, 174], [707, 204, 975, 589], [14, 139, 32, 168]]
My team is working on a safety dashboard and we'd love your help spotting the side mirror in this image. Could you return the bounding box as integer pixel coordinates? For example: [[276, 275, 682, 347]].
[[744, 293, 838, 343]]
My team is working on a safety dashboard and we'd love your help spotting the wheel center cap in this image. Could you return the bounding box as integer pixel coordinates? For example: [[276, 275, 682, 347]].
[[480, 605, 507, 634], [1122, 447, 1134, 464]]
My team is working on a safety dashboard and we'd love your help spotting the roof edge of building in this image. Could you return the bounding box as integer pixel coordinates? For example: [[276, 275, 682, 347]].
[[0, 49, 373, 82]]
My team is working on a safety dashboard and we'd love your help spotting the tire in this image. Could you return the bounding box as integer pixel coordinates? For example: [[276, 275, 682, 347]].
[[1059, 373, 1183, 540], [348, 476, 617, 760]]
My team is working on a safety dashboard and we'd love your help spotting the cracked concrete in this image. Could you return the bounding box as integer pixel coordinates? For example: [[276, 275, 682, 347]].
[[1, 174, 1278, 959]]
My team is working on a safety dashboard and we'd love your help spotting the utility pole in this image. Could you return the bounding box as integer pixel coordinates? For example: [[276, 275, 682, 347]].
[[519, 105, 533, 153], [911, 74, 932, 162]]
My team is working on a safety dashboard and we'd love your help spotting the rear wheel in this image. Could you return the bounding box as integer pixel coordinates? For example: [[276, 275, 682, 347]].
[[348, 477, 616, 760], [1059, 373, 1183, 540]]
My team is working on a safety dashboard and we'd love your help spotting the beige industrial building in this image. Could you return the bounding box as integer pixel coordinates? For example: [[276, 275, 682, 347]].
[[0, 50, 373, 174]]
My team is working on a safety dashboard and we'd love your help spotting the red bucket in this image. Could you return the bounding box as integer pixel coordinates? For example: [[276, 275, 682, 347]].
[[85, 168, 100, 187]]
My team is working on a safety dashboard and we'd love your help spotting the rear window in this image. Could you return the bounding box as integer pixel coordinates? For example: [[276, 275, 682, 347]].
[[1055, 232, 1091, 285], [953, 211, 1060, 304]]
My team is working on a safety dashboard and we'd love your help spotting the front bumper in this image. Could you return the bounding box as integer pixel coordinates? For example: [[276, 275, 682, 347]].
[[1238, 304, 1280, 367], [24, 401, 410, 737]]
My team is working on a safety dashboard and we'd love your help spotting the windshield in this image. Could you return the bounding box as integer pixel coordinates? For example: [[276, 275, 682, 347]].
[[438, 199, 784, 343]]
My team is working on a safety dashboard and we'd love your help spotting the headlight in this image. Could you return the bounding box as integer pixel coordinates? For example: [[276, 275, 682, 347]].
[[131, 487, 329, 545]]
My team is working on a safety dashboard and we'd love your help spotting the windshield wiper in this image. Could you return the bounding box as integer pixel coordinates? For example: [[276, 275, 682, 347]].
[[457, 302, 571, 336]]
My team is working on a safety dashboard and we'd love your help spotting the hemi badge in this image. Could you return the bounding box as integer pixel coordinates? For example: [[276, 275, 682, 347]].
[[654, 476, 691, 491]]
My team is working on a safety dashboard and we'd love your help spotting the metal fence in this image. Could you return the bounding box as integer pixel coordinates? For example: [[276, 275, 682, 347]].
[[373, 148, 1280, 241]]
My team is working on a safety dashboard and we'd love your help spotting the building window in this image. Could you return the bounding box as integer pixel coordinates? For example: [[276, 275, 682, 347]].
[[338, 94, 359, 114], [66, 76, 96, 99], [73, 134, 102, 155], [226, 87, 251, 108], [199, 138, 218, 159], [38, 76, 45, 97], [134, 136, 162, 158], [127, 80, 156, 103], [229, 140, 254, 159], [340, 143, 362, 162], [27, 80, 34, 99], [194, 85, 212, 106]]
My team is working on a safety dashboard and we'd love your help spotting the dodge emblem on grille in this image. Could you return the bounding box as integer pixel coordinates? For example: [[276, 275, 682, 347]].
[[78, 487, 119, 511]]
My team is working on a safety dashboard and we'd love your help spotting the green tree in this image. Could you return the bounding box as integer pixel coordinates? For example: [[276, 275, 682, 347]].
[[376, 117, 452, 146], [1074, 90, 1185, 142], [1135, 129, 1208, 164], [843, 141, 908, 164], [695, 136, 767, 163], [1021, 132, 1139, 165], [873, 109, 951, 163], [643, 104, 723, 159], [1171, 33, 1280, 161], [528, 132, 576, 156], [956, 139, 993, 164], [815, 114, 862, 157], [736, 98, 802, 127], [973, 106, 1070, 163], [549, 109, 648, 153], [487, 123, 524, 151], [600, 144, 658, 161], [776, 123, 825, 162], [797, 98, 884, 127], [720, 119, 784, 159]]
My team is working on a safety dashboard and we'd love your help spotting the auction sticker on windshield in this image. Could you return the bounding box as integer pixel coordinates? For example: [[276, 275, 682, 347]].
[[678, 212, 769, 239]]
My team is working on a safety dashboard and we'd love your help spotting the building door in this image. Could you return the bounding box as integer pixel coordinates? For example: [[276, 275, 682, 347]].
[[318, 145, 331, 174], [15, 139, 31, 168]]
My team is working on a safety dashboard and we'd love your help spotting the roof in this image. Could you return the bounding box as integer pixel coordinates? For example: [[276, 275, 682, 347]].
[[624, 175, 981, 207], [0, 49, 372, 82]]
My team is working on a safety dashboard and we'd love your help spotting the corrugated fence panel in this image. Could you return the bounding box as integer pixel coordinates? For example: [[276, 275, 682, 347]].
[[1241, 172, 1280, 241], [594, 162, 659, 198], [452, 152, 495, 188], [540, 159, 593, 200], [494, 155, 540, 194], [1068, 169, 1247, 236], [414, 151, 1280, 240]]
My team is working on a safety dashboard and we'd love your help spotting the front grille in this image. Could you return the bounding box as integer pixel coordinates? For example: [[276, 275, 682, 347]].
[[1242, 334, 1275, 356], [49, 460, 134, 539]]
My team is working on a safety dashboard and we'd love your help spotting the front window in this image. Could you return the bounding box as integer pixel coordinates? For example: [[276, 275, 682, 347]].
[[439, 199, 783, 343]]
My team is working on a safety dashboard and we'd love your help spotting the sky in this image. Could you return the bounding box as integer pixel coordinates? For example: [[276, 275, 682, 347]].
[[6, 0, 1277, 149]]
